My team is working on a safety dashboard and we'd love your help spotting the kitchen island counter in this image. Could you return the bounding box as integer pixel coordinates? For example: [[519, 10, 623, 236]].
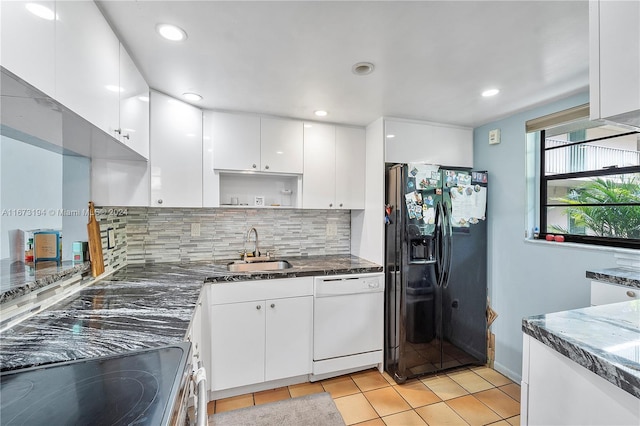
[[522, 300, 640, 399]]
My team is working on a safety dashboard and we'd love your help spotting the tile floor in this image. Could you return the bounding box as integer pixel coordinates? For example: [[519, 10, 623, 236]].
[[208, 366, 521, 425]]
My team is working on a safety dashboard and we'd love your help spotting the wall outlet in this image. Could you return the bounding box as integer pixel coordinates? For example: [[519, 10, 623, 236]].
[[191, 223, 201, 237], [326, 223, 337, 237]]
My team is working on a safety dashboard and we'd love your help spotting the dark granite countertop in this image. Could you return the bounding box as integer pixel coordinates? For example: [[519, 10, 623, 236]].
[[0, 259, 91, 304], [522, 300, 640, 399], [586, 267, 640, 289], [0, 255, 382, 371], [204, 254, 383, 283]]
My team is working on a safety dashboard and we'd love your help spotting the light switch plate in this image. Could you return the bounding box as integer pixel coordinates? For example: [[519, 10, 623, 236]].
[[191, 223, 201, 237], [326, 223, 337, 237], [489, 128, 501, 145]]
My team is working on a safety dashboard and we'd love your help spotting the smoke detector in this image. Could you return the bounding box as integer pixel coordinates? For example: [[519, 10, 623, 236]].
[[352, 62, 375, 76]]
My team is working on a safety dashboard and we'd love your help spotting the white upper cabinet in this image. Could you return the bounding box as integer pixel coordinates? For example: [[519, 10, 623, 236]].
[[335, 126, 365, 209], [303, 123, 336, 209], [384, 119, 473, 168], [0, 0, 56, 97], [55, 0, 120, 138], [211, 113, 303, 174], [303, 124, 365, 209], [211, 111, 260, 171], [118, 46, 149, 159], [260, 117, 304, 174], [150, 91, 203, 207], [589, 0, 640, 128]]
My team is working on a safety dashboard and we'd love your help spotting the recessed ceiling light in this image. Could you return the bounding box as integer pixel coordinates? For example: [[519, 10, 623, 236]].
[[482, 88, 500, 97], [386, 134, 396, 139], [276, 151, 284, 155], [352, 62, 375, 76], [304, 124, 313, 128], [183, 92, 202, 102], [156, 23, 187, 42], [25, 3, 56, 20], [105, 85, 124, 93], [314, 110, 328, 117], [138, 95, 150, 102]]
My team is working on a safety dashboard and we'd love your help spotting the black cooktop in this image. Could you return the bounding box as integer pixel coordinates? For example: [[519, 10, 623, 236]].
[[0, 343, 190, 425]]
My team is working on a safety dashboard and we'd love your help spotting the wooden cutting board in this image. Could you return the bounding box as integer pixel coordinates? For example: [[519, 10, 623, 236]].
[[87, 201, 105, 277]]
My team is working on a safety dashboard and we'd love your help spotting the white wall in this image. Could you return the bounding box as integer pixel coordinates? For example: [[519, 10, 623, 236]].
[[473, 92, 627, 381]]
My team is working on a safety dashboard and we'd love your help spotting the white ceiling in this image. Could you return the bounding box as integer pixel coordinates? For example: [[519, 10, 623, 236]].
[[97, 0, 589, 128]]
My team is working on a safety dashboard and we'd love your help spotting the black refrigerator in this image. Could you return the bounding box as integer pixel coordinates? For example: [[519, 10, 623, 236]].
[[384, 163, 488, 383]]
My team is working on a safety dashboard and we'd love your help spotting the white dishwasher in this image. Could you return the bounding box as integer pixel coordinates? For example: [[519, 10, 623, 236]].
[[311, 273, 384, 380]]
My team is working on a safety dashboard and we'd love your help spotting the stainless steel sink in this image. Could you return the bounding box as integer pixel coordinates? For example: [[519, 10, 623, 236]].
[[226, 260, 292, 272]]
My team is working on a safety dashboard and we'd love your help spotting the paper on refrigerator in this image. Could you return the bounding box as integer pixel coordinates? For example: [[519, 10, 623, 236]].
[[449, 185, 487, 226]]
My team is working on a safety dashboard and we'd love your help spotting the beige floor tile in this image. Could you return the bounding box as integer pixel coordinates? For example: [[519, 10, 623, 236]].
[[288, 381, 325, 398], [214, 393, 254, 413], [415, 401, 469, 425], [447, 369, 494, 393], [354, 418, 386, 426], [446, 395, 502, 426], [352, 369, 392, 392], [506, 415, 520, 426], [253, 387, 291, 405], [393, 380, 441, 408], [382, 370, 398, 385], [474, 388, 520, 418], [364, 386, 412, 417], [334, 393, 380, 425], [471, 367, 513, 387], [421, 375, 469, 400], [499, 383, 521, 402], [322, 375, 362, 398], [382, 409, 427, 425], [486, 421, 511, 426]]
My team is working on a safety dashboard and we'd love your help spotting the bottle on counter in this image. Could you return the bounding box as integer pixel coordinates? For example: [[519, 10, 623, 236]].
[[24, 238, 34, 262]]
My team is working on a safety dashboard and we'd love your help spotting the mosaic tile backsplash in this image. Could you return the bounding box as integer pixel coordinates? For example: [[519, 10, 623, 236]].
[[98, 207, 351, 265]]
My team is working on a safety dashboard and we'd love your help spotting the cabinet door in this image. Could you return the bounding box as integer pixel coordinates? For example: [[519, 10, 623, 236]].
[[211, 111, 260, 171], [265, 296, 313, 381], [0, 0, 56, 96], [384, 120, 473, 167], [592, 0, 640, 122], [302, 123, 336, 208], [55, 0, 120, 137], [119, 45, 149, 159], [335, 126, 365, 209], [590, 281, 640, 306], [150, 91, 202, 207], [210, 301, 265, 391], [91, 159, 149, 207], [261, 118, 303, 174]]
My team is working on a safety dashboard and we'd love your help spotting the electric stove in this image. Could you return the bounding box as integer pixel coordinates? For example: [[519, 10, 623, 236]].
[[0, 343, 191, 425]]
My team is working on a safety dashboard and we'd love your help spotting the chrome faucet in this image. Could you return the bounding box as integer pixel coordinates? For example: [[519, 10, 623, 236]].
[[245, 227, 259, 258]]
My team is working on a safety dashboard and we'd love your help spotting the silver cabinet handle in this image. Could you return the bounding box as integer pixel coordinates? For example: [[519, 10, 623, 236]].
[[252, 164, 257, 169], [270, 303, 275, 308], [256, 305, 261, 310], [157, 199, 163, 204], [339, 203, 343, 208], [114, 128, 122, 135], [329, 203, 333, 208], [123, 134, 130, 140], [627, 290, 636, 298], [265, 165, 270, 170]]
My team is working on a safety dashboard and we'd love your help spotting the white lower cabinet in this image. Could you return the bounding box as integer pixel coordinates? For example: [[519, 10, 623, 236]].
[[209, 278, 313, 393], [590, 280, 640, 306], [521, 334, 639, 425]]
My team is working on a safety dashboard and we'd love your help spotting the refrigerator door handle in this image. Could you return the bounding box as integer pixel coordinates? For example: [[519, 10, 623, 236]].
[[442, 201, 454, 289], [435, 201, 445, 287]]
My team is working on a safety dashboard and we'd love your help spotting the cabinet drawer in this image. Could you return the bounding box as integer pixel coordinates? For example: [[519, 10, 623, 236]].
[[590, 280, 640, 306], [209, 277, 313, 304]]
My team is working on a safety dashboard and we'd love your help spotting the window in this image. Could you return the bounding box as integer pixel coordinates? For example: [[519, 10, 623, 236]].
[[537, 113, 640, 249]]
